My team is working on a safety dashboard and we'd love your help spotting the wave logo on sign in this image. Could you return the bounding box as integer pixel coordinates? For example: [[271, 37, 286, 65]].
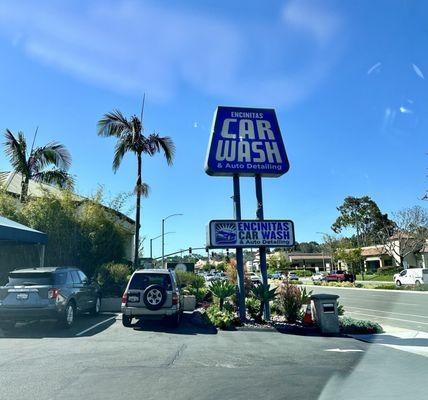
[[215, 223, 237, 245]]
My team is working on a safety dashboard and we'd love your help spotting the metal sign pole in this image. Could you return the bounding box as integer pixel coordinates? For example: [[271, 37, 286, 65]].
[[255, 174, 270, 320], [233, 174, 246, 321]]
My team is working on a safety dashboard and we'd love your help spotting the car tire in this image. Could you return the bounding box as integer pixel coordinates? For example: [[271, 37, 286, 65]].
[[143, 284, 167, 311], [122, 314, 132, 327], [415, 280, 421, 287], [396, 280, 401, 287], [60, 301, 76, 329], [90, 296, 101, 316]]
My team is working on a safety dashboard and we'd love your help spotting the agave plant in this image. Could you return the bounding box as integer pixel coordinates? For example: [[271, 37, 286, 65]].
[[250, 284, 278, 320], [209, 280, 236, 311]]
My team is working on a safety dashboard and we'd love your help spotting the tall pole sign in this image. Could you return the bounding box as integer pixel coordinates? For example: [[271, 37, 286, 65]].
[[205, 106, 291, 322]]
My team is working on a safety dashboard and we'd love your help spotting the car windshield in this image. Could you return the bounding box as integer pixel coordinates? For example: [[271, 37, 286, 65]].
[[129, 274, 172, 291]]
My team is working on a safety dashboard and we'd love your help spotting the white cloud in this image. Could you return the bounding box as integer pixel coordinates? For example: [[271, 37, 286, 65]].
[[0, 0, 344, 107]]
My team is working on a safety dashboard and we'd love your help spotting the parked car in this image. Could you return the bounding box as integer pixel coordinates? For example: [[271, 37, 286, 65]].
[[311, 273, 325, 282], [0, 267, 101, 330], [270, 272, 283, 280], [325, 270, 355, 283], [288, 272, 299, 281], [248, 272, 262, 285], [394, 268, 428, 287], [121, 269, 182, 328]]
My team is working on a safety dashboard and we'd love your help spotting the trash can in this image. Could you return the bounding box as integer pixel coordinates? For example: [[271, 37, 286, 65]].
[[311, 294, 340, 334]]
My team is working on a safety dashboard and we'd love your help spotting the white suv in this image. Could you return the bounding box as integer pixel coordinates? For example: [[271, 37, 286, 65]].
[[394, 268, 428, 287], [121, 269, 182, 327]]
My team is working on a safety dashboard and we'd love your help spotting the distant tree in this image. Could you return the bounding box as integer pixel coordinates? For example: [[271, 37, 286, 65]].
[[333, 247, 364, 277], [332, 196, 394, 246], [378, 206, 428, 269], [3, 129, 73, 202], [294, 241, 321, 253], [267, 251, 292, 272], [98, 109, 175, 268]]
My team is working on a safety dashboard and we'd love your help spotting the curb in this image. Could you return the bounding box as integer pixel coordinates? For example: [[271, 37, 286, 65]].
[[300, 284, 428, 295]]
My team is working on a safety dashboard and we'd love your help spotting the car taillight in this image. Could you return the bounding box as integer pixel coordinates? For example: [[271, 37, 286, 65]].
[[121, 292, 128, 305], [48, 288, 60, 299], [172, 292, 179, 305]]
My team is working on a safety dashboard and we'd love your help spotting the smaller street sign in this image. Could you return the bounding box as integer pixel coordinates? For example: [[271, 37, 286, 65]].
[[207, 220, 295, 248]]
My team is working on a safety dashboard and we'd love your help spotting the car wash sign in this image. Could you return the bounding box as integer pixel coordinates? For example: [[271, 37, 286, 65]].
[[208, 220, 295, 248], [205, 106, 289, 177]]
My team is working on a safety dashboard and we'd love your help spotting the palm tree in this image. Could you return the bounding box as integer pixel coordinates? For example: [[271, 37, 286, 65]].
[[3, 129, 72, 202], [97, 109, 175, 268]]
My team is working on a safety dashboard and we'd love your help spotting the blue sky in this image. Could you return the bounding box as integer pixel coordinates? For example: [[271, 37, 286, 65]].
[[0, 0, 427, 257]]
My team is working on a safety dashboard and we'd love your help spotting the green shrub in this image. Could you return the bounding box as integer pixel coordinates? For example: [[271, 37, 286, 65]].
[[340, 317, 383, 334], [245, 297, 261, 319], [205, 304, 236, 330], [185, 286, 208, 303], [337, 302, 345, 316], [270, 301, 282, 315], [96, 262, 132, 297], [376, 266, 399, 275], [175, 271, 204, 289], [292, 270, 313, 277]]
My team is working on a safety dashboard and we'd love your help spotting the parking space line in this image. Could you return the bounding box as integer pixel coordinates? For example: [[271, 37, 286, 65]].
[[75, 315, 117, 337], [346, 311, 428, 326], [347, 306, 428, 320]]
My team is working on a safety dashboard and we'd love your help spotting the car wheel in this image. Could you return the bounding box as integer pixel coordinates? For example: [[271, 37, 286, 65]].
[[143, 284, 166, 311], [415, 280, 421, 287], [60, 302, 75, 329], [122, 314, 132, 327], [396, 280, 401, 287], [90, 296, 101, 316]]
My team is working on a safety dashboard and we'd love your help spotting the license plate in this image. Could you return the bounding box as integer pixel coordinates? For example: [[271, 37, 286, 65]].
[[16, 292, 29, 300], [127, 293, 140, 303]]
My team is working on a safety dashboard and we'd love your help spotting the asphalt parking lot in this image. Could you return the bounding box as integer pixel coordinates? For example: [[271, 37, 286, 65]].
[[0, 312, 427, 400]]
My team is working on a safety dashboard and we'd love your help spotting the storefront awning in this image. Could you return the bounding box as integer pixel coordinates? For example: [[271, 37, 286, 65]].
[[0, 215, 47, 244]]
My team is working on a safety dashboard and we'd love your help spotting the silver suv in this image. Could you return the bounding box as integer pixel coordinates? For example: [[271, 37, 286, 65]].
[[121, 269, 182, 327]]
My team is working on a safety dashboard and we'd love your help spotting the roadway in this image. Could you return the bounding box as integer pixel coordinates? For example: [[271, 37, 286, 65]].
[[0, 312, 427, 400], [305, 284, 428, 332]]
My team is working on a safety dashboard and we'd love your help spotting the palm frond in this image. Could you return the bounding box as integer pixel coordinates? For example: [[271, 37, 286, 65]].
[[31, 142, 72, 172], [146, 133, 175, 165], [97, 109, 133, 138], [33, 169, 74, 189], [3, 129, 29, 175], [112, 138, 133, 172], [134, 182, 150, 197]]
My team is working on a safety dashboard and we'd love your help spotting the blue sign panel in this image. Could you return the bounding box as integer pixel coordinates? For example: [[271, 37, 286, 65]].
[[207, 220, 295, 248], [205, 106, 289, 177]]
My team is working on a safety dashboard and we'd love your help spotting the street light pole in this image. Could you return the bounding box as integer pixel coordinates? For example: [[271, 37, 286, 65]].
[[161, 214, 183, 268], [150, 232, 174, 259]]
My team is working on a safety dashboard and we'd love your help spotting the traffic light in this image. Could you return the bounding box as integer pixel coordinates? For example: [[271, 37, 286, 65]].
[[189, 247, 192, 254]]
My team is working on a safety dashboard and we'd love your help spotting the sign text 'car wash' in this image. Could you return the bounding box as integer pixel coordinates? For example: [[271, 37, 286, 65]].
[[208, 220, 295, 248], [205, 106, 290, 177]]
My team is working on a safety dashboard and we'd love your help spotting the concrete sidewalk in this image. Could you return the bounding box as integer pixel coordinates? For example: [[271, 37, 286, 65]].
[[351, 325, 428, 358]]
